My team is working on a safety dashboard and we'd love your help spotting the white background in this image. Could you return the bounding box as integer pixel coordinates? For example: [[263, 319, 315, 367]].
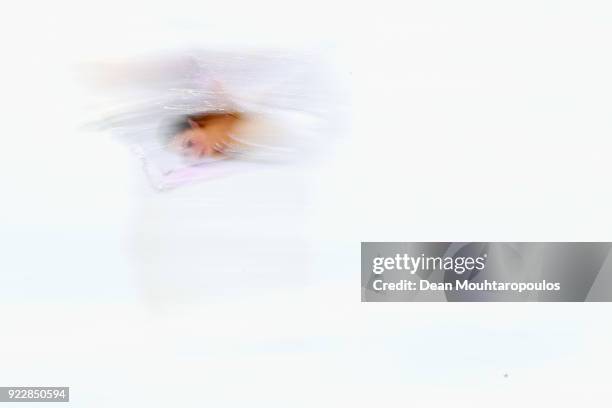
[[1, 1, 611, 406]]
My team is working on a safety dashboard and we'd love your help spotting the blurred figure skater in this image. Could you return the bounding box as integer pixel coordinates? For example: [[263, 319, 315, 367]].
[[83, 50, 336, 163]]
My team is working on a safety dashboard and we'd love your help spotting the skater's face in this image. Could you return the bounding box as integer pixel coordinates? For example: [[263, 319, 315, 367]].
[[175, 113, 241, 157]]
